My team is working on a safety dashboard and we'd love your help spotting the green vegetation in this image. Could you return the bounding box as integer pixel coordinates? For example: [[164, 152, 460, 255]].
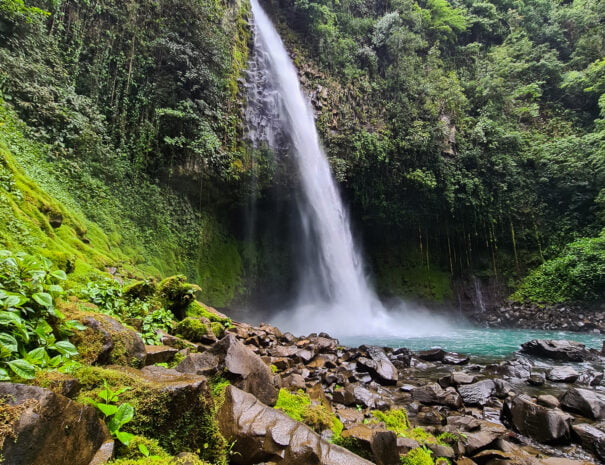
[[513, 231, 605, 303], [87, 380, 136, 446], [0, 249, 83, 380], [274, 388, 344, 438], [370, 409, 447, 445], [264, 0, 605, 302], [401, 447, 435, 465]]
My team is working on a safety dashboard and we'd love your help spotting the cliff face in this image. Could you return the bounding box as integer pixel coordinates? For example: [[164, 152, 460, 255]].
[[0, 0, 252, 305]]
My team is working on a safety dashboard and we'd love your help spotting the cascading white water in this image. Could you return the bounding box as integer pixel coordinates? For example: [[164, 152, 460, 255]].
[[247, 0, 452, 338]]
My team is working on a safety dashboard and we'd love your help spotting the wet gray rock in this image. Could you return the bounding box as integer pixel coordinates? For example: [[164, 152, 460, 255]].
[[528, 374, 546, 386], [396, 437, 420, 455], [144, 344, 178, 366], [356, 346, 398, 385], [462, 421, 507, 454], [577, 369, 604, 386], [537, 394, 560, 409], [282, 373, 306, 390], [560, 387, 605, 419], [426, 444, 455, 459], [0, 383, 112, 465], [493, 379, 515, 398], [451, 372, 476, 386], [572, 423, 605, 461], [458, 380, 496, 406], [416, 348, 446, 362], [446, 415, 481, 432], [412, 383, 463, 409], [350, 385, 378, 408], [493, 357, 532, 380], [504, 394, 573, 444], [547, 366, 579, 383], [443, 352, 470, 365], [341, 424, 399, 465], [217, 385, 374, 465], [177, 334, 279, 405], [521, 339, 597, 362]]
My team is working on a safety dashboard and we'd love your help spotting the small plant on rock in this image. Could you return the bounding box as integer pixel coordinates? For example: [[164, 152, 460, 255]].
[[88, 380, 136, 446]]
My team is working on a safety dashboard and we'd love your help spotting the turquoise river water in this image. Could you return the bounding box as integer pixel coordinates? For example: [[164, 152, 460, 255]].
[[342, 328, 604, 359]]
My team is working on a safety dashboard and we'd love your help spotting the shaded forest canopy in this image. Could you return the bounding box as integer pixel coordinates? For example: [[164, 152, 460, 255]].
[[0, 0, 604, 307]]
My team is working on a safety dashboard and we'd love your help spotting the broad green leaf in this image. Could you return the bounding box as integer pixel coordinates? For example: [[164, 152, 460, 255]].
[[27, 347, 49, 366], [115, 431, 135, 446], [65, 320, 86, 331], [3, 295, 23, 308], [0, 310, 23, 326], [138, 444, 150, 457], [35, 319, 54, 336], [0, 367, 10, 381], [7, 359, 36, 379], [32, 292, 53, 308], [53, 341, 78, 357], [0, 333, 18, 353], [50, 270, 67, 280], [113, 386, 132, 397], [108, 403, 134, 432], [48, 285, 64, 296], [95, 403, 118, 417], [48, 355, 64, 367]]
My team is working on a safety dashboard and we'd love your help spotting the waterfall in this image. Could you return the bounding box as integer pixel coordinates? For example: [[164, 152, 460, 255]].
[[245, 0, 451, 338]]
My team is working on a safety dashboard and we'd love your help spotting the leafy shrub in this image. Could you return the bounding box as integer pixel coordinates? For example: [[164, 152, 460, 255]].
[[78, 278, 175, 344], [0, 250, 82, 379], [513, 233, 605, 303]]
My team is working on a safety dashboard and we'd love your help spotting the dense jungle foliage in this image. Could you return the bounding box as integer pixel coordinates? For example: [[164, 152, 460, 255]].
[[0, 0, 604, 306], [261, 0, 605, 302]]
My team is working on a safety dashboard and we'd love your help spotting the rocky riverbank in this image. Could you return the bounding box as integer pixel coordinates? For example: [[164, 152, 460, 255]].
[[2, 307, 605, 465], [470, 301, 605, 333]]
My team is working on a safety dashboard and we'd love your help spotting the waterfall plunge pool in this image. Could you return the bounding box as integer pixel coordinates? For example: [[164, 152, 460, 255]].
[[340, 327, 603, 360]]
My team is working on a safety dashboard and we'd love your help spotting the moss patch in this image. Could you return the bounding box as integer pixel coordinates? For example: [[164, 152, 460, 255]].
[[400, 447, 435, 465], [274, 388, 343, 438]]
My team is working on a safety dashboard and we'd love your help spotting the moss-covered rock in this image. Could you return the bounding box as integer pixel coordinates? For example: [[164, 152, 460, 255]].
[[116, 435, 170, 460], [110, 453, 208, 465], [158, 276, 201, 319], [185, 300, 230, 323], [68, 309, 146, 367], [0, 383, 112, 465], [123, 280, 158, 302], [174, 317, 224, 343], [74, 365, 227, 464]]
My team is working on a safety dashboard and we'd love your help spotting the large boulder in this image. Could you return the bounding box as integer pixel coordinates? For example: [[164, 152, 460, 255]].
[[217, 385, 375, 465], [99, 365, 222, 459], [0, 383, 112, 465], [340, 424, 399, 465], [412, 383, 463, 409], [177, 334, 279, 405], [457, 380, 496, 406], [503, 394, 573, 444], [356, 346, 398, 385], [559, 387, 605, 419], [572, 423, 605, 461], [72, 312, 146, 366], [547, 366, 579, 383], [520, 340, 597, 362]]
